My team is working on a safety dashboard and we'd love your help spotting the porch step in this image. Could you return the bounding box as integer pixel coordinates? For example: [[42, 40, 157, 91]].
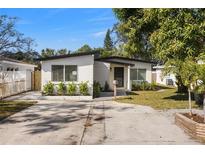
[[99, 89, 126, 97]]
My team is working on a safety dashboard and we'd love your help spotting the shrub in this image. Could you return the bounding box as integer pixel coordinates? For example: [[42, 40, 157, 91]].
[[43, 81, 54, 95], [104, 81, 110, 92], [194, 85, 205, 106], [150, 82, 157, 90], [93, 81, 101, 98], [57, 82, 65, 95], [79, 81, 89, 96], [132, 82, 141, 91], [67, 82, 77, 96], [132, 81, 157, 91]]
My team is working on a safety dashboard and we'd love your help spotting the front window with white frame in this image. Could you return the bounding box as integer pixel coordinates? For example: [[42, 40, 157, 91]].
[[51, 65, 77, 82], [130, 68, 146, 81], [65, 65, 77, 81]]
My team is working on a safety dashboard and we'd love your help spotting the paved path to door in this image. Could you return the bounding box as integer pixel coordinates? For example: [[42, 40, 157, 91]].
[[0, 100, 200, 144]]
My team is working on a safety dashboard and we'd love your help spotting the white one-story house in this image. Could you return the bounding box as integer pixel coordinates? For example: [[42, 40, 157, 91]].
[[40, 52, 153, 97]]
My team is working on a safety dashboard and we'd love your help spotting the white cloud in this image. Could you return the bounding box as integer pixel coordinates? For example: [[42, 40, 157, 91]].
[[88, 16, 114, 22], [92, 30, 106, 37]]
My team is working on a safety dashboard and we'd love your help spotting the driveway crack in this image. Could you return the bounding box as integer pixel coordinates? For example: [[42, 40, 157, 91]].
[[79, 102, 94, 145]]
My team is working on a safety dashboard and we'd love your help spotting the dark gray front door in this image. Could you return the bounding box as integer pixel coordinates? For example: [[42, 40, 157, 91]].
[[114, 67, 124, 87]]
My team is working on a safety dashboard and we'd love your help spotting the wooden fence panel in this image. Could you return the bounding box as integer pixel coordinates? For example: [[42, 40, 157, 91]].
[[32, 70, 41, 91]]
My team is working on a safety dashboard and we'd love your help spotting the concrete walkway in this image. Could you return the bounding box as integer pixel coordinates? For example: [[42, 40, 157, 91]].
[[0, 100, 201, 144]]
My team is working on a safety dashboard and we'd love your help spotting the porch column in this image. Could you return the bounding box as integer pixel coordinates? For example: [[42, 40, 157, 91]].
[[127, 65, 131, 91]]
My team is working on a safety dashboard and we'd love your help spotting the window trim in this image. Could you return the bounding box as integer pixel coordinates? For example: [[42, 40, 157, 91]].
[[65, 65, 78, 82], [137, 68, 146, 81], [130, 68, 147, 81], [51, 65, 78, 82], [51, 65, 64, 82]]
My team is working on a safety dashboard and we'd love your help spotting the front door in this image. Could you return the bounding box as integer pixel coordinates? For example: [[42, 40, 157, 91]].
[[114, 67, 124, 87]]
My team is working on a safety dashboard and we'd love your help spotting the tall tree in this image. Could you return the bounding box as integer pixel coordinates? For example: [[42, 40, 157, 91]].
[[76, 44, 92, 53], [113, 9, 158, 60], [0, 15, 36, 53], [104, 29, 114, 51]]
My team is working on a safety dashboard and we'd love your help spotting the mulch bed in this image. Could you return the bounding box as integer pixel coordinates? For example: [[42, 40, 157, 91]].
[[183, 113, 205, 124]]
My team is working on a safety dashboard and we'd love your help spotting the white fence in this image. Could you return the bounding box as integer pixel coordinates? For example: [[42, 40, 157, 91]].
[[0, 71, 32, 99]]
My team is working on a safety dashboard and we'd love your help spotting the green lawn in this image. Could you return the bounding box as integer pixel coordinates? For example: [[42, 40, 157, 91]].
[[0, 101, 37, 121], [116, 88, 199, 110]]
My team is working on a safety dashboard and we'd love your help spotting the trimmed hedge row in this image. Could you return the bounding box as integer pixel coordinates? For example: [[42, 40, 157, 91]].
[[132, 81, 157, 91], [43, 81, 90, 96]]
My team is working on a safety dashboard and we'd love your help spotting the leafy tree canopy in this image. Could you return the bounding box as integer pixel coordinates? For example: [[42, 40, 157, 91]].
[[1, 50, 40, 64], [76, 44, 92, 53], [113, 9, 158, 60], [41, 48, 56, 58], [41, 48, 71, 58], [56, 48, 70, 55]]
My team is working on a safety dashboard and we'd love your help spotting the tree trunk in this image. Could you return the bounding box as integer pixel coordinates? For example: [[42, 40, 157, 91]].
[[176, 75, 188, 93], [188, 88, 192, 115], [203, 93, 205, 123]]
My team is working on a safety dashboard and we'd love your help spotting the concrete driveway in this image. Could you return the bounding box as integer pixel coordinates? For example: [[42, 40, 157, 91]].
[[0, 100, 201, 144], [0, 100, 91, 144]]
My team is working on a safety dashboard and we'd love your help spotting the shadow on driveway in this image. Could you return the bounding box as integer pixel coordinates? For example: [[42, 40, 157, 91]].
[[0, 102, 90, 135]]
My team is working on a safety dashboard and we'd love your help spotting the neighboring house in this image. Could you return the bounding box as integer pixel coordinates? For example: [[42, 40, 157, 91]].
[[153, 60, 205, 87], [153, 65, 177, 86], [40, 52, 153, 96], [0, 56, 36, 98], [0, 56, 36, 72]]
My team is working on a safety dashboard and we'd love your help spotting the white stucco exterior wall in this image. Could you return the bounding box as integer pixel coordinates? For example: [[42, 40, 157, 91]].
[[41, 55, 94, 94], [94, 61, 110, 87]]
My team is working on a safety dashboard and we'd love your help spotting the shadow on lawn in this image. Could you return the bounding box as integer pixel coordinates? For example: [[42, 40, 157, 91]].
[[155, 85, 174, 90], [126, 91, 139, 95], [0, 102, 89, 135], [163, 92, 195, 101]]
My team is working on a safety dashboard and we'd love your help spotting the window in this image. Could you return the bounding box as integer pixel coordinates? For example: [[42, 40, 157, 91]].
[[65, 65, 77, 81], [52, 65, 64, 81], [130, 69, 146, 81], [51, 65, 78, 82], [130, 69, 138, 80], [138, 69, 146, 80]]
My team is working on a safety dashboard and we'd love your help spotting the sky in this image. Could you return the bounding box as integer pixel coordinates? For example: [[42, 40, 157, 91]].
[[0, 8, 118, 52]]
